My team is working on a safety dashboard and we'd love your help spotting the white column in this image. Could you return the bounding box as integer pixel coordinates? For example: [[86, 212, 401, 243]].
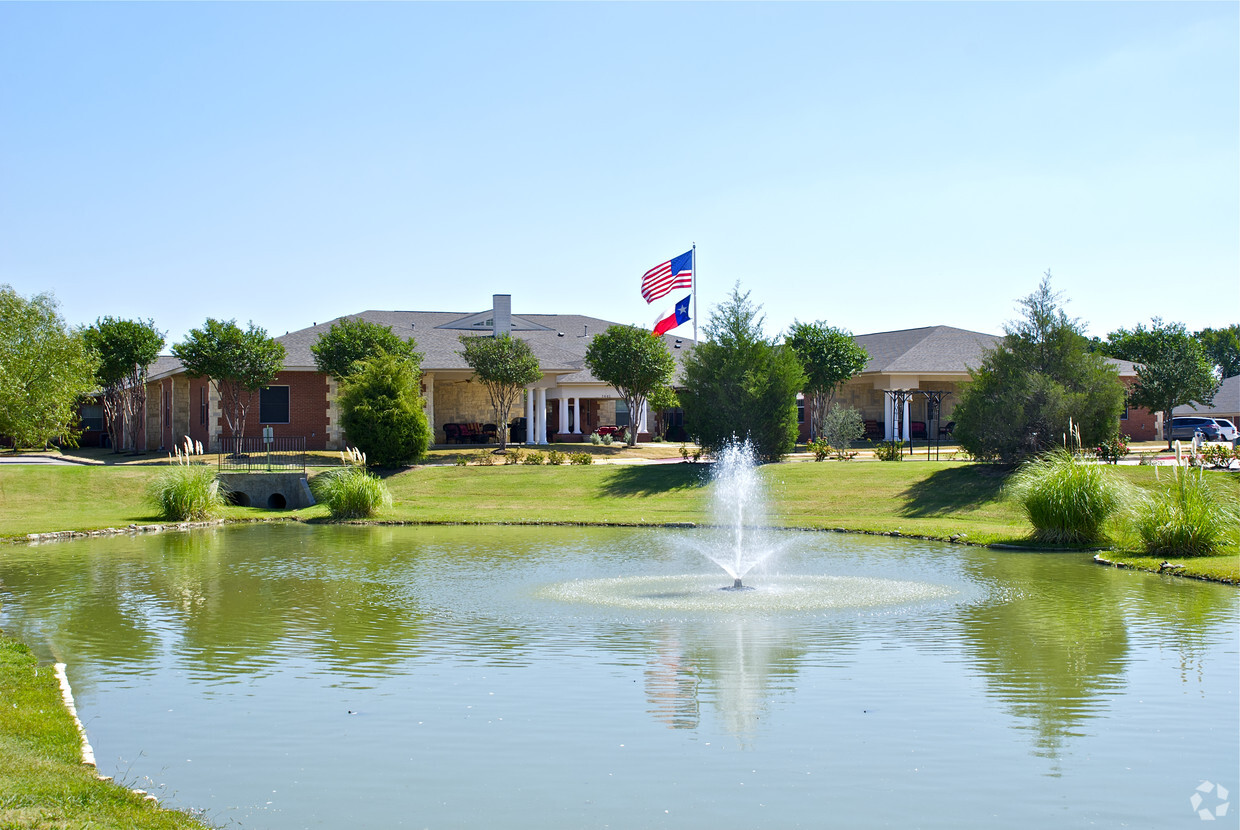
[[902, 398, 911, 442], [525, 387, 534, 444], [558, 395, 568, 440], [536, 388, 548, 444], [884, 394, 894, 441], [638, 401, 648, 438], [570, 397, 581, 434]]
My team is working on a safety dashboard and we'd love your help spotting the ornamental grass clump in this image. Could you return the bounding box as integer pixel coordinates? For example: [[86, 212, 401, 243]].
[[310, 448, 393, 520], [1132, 465, 1239, 557], [1005, 448, 1126, 546], [148, 451, 227, 521]]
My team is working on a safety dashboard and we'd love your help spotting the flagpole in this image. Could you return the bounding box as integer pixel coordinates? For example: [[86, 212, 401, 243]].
[[691, 243, 698, 344]]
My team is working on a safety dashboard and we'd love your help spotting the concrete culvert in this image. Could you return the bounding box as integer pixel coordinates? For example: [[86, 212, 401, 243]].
[[267, 492, 287, 509], [229, 491, 252, 507]]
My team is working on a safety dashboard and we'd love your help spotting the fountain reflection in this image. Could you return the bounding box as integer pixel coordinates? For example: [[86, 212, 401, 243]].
[[644, 620, 809, 743]]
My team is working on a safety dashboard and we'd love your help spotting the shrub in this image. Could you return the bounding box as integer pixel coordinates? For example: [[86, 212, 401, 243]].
[[523, 451, 545, 465], [807, 439, 831, 462], [310, 465, 392, 519], [547, 449, 566, 465], [1131, 466, 1239, 557], [474, 450, 496, 466], [454, 454, 468, 467], [1197, 444, 1235, 470], [504, 448, 524, 465], [148, 464, 227, 521], [821, 404, 865, 459], [589, 433, 602, 446], [1005, 449, 1126, 545], [569, 452, 593, 465], [874, 441, 904, 461], [600, 433, 614, 446], [1092, 434, 1130, 465], [338, 354, 429, 467]]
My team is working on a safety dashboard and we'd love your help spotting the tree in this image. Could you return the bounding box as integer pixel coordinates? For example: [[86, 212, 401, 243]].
[[172, 319, 286, 439], [1195, 325, 1240, 379], [584, 325, 676, 446], [820, 404, 865, 459], [647, 385, 680, 440], [338, 354, 429, 466], [679, 285, 806, 461], [83, 317, 165, 453], [1104, 319, 1219, 448], [311, 317, 422, 380], [458, 333, 541, 452], [0, 285, 99, 449], [785, 320, 869, 441], [952, 273, 1125, 462]]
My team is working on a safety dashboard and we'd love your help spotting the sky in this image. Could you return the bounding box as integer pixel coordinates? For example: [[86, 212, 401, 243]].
[[1, 2, 1236, 350]]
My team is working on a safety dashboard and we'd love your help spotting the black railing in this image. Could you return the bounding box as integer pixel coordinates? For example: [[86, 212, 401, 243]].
[[217, 436, 306, 472]]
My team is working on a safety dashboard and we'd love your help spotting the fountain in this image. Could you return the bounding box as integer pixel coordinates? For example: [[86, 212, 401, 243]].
[[703, 439, 778, 590], [542, 438, 958, 613]]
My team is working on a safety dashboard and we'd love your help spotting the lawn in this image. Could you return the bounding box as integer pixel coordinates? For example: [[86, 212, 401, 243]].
[[5, 457, 1234, 583]]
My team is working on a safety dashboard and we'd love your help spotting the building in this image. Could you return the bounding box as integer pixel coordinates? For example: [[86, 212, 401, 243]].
[[142, 295, 693, 453], [806, 325, 1156, 442]]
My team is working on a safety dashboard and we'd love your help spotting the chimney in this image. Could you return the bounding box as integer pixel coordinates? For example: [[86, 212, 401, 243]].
[[493, 294, 511, 338]]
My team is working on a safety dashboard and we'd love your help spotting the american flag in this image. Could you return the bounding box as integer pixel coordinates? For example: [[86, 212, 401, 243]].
[[640, 250, 694, 304]]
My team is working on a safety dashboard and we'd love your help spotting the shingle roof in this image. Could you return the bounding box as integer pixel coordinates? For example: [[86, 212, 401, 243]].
[[853, 326, 1001, 375], [1174, 374, 1240, 417]]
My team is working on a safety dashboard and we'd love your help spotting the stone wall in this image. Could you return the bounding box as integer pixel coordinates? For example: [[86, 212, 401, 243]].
[[431, 380, 496, 443]]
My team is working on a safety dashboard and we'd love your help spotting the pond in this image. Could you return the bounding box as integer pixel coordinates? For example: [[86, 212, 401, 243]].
[[0, 523, 1236, 829]]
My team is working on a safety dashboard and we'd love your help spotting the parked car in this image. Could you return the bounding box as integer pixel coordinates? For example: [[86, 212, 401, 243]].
[[1212, 418, 1239, 442], [1169, 416, 1223, 441]]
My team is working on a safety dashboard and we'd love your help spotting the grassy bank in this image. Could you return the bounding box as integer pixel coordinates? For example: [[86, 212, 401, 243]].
[[3, 457, 1235, 580], [0, 635, 210, 829]]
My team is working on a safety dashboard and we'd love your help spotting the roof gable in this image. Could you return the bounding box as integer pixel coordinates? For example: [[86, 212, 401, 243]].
[[853, 326, 1000, 375]]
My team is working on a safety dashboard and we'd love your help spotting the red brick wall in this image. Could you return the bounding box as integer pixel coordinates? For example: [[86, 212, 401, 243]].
[[220, 371, 330, 450], [189, 377, 212, 449], [1119, 379, 1157, 441]]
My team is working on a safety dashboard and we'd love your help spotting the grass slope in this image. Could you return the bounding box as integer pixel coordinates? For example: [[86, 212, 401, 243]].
[[0, 635, 210, 829]]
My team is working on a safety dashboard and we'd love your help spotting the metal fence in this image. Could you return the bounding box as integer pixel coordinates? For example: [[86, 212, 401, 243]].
[[217, 436, 306, 472]]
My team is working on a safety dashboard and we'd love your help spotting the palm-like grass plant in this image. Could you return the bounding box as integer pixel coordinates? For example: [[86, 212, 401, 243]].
[[310, 449, 392, 519], [1005, 448, 1126, 546], [1132, 465, 1239, 557], [148, 464, 227, 521]]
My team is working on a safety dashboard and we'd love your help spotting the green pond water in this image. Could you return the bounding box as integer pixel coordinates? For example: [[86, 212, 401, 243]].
[[0, 523, 1236, 829]]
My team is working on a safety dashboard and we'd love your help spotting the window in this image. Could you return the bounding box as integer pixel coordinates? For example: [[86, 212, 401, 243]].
[[614, 400, 630, 427], [260, 386, 290, 424], [796, 395, 805, 424], [200, 387, 207, 426], [80, 404, 104, 432]]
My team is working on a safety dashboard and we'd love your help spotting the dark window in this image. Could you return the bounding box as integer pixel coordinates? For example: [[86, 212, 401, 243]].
[[797, 395, 805, 424], [80, 404, 104, 432], [260, 386, 290, 424], [614, 400, 630, 427], [1120, 400, 1129, 421]]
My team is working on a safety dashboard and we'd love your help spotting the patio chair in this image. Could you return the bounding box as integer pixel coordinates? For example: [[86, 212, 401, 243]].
[[443, 423, 461, 444]]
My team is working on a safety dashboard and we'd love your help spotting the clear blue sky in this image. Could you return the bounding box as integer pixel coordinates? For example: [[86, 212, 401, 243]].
[[2, 2, 1236, 348]]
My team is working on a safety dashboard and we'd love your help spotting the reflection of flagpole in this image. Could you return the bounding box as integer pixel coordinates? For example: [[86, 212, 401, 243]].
[[692, 243, 697, 344]]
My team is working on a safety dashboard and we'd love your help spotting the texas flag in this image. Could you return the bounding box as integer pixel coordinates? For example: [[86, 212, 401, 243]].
[[653, 294, 691, 337]]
